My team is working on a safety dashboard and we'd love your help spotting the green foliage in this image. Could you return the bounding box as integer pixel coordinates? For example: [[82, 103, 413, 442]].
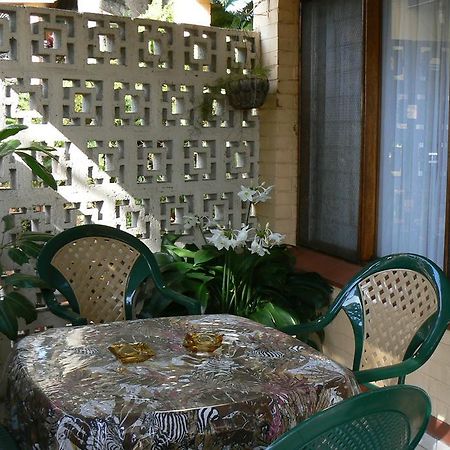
[[0, 124, 58, 340], [147, 233, 332, 335], [200, 65, 270, 119], [0, 222, 54, 340], [211, 0, 254, 30], [0, 125, 58, 190], [140, 0, 174, 22]]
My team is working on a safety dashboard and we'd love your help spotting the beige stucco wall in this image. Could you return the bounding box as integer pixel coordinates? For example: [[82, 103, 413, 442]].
[[255, 0, 450, 425], [173, 0, 211, 25]]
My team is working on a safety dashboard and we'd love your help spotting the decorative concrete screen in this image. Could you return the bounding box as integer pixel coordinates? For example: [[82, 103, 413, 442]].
[[0, 6, 260, 255]]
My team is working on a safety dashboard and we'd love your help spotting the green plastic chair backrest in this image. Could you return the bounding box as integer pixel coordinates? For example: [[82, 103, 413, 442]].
[[36, 224, 178, 323], [266, 385, 431, 450], [319, 253, 450, 385]]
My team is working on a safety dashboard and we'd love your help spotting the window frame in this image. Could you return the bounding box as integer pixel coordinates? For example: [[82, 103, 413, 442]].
[[298, 0, 450, 273]]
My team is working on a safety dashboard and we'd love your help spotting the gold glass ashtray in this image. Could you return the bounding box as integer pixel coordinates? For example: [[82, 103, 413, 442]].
[[183, 332, 223, 353], [108, 342, 155, 364]]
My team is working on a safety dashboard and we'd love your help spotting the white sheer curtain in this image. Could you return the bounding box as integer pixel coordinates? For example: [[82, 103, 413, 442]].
[[378, 0, 450, 267]]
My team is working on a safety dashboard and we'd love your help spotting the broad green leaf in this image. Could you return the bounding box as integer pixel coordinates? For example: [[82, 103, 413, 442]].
[[21, 144, 58, 161], [0, 301, 18, 340], [0, 124, 27, 141], [162, 270, 186, 284], [5, 291, 37, 324], [7, 247, 29, 265], [154, 252, 173, 267], [3, 273, 49, 289], [17, 240, 42, 258], [178, 278, 203, 294], [184, 272, 214, 282], [209, 265, 225, 274], [14, 151, 57, 190], [250, 302, 299, 329], [161, 232, 182, 246], [184, 242, 201, 252], [19, 231, 54, 242], [194, 282, 210, 309], [0, 139, 21, 157], [194, 248, 219, 264], [1, 214, 14, 232], [167, 247, 198, 259], [163, 261, 196, 274]]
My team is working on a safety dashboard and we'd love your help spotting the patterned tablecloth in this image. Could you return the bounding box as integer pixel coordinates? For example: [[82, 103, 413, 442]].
[[7, 314, 359, 449]]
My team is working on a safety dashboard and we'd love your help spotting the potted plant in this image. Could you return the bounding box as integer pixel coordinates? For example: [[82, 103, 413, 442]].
[[0, 124, 57, 340], [222, 66, 270, 110], [200, 66, 271, 124], [144, 183, 332, 345]]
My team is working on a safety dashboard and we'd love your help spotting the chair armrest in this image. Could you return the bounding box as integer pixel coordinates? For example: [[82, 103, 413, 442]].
[[280, 310, 336, 336], [281, 320, 326, 336], [41, 289, 88, 326], [159, 287, 203, 315], [353, 358, 421, 385]]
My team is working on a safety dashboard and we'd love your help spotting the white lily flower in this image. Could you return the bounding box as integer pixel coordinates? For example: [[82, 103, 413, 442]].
[[204, 217, 218, 230], [237, 185, 257, 202], [233, 225, 251, 248], [255, 223, 271, 239], [228, 236, 239, 249], [250, 238, 269, 256], [183, 214, 199, 230], [267, 232, 285, 246], [253, 185, 273, 204], [207, 228, 233, 250]]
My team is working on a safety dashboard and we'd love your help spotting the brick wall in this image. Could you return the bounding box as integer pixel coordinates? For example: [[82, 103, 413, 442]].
[[254, 0, 299, 245]]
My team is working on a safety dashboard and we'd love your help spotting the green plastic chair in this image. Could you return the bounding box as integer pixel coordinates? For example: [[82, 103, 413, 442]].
[[282, 253, 450, 387], [36, 224, 201, 325], [0, 425, 19, 450], [266, 385, 431, 450]]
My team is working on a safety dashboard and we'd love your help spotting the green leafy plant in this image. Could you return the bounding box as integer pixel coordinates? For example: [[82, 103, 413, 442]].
[[211, 0, 258, 30], [201, 65, 270, 120], [0, 124, 57, 339], [147, 183, 332, 337], [0, 125, 57, 190]]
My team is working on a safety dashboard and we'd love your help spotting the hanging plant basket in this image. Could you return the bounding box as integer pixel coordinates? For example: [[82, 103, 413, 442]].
[[225, 76, 269, 110]]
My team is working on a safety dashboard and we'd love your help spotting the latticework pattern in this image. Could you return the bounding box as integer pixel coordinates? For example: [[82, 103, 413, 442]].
[[51, 236, 140, 323], [358, 269, 438, 378], [300, 411, 410, 450], [0, 5, 261, 260]]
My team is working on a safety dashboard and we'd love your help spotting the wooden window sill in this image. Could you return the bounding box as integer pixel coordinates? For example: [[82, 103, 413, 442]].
[[291, 246, 363, 288], [292, 246, 450, 330]]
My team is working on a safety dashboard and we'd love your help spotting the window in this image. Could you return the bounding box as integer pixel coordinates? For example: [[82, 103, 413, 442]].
[[299, 0, 363, 261], [299, 0, 450, 269]]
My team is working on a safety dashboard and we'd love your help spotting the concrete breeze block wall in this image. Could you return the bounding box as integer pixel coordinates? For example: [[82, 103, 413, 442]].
[[0, 5, 262, 254]]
